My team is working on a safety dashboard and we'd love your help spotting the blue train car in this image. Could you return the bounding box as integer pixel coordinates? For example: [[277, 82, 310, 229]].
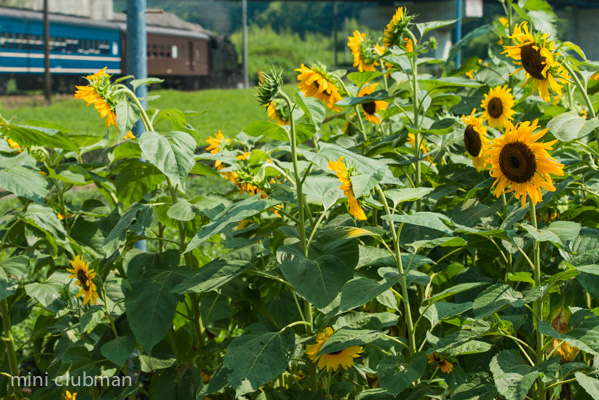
[[0, 7, 122, 92]]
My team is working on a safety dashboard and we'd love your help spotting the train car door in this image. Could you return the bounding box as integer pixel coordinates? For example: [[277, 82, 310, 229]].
[[188, 42, 194, 72]]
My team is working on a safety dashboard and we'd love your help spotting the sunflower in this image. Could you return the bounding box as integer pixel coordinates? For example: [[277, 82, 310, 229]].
[[328, 157, 367, 221], [503, 22, 569, 102], [348, 30, 378, 72], [123, 131, 135, 140], [481, 85, 515, 129], [427, 353, 454, 374], [406, 133, 433, 163], [296, 64, 343, 112], [383, 7, 414, 50], [6, 138, 21, 152], [64, 391, 77, 400], [206, 130, 231, 170], [266, 99, 290, 126], [488, 120, 564, 208], [305, 327, 363, 372], [66, 255, 99, 306], [74, 67, 117, 128], [358, 84, 388, 124], [462, 109, 490, 171]]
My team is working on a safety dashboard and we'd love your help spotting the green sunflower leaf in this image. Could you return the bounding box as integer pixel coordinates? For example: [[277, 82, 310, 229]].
[[139, 130, 196, 190], [317, 329, 385, 355], [576, 373, 599, 400], [547, 112, 599, 142], [115, 100, 141, 139], [377, 353, 427, 396], [278, 239, 358, 310], [124, 267, 190, 354], [101, 335, 137, 367], [223, 324, 295, 397], [336, 90, 389, 106]]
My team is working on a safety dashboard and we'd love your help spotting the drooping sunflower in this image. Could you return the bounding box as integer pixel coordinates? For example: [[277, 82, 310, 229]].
[[305, 327, 363, 372], [358, 84, 388, 124], [488, 120, 564, 208], [481, 85, 515, 129], [383, 7, 414, 50], [503, 22, 569, 102], [328, 157, 367, 221], [64, 391, 77, 400], [206, 130, 231, 169], [66, 255, 99, 306], [296, 64, 343, 112], [265, 99, 290, 126], [462, 109, 490, 171], [348, 30, 379, 72], [74, 67, 117, 128], [427, 353, 454, 374]]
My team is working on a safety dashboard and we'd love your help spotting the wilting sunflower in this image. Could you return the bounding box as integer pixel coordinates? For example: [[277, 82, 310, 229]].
[[348, 30, 379, 72], [305, 327, 363, 372], [358, 84, 388, 124], [66, 255, 99, 306], [206, 130, 231, 169], [503, 22, 569, 102], [551, 309, 579, 362], [427, 353, 454, 374], [328, 157, 367, 220], [383, 7, 414, 50], [266, 99, 290, 126], [488, 120, 564, 208], [63, 391, 77, 400], [462, 109, 490, 171], [481, 85, 515, 129], [74, 67, 117, 128], [296, 64, 343, 112]]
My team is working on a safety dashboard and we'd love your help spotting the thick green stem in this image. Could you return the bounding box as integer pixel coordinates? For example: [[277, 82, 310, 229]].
[[406, 30, 422, 211], [529, 201, 545, 400], [1, 299, 24, 398], [376, 185, 416, 354]]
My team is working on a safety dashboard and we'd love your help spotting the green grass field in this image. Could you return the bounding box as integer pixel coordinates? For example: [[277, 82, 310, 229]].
[[0, 85, 298, 144]]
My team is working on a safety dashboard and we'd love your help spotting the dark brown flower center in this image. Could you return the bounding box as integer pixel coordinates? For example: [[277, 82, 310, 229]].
[[77, 269, 90, 291], [464, 125, 482, 157], [499, 141, 537, 183], [362, 102, 376, 115], [520, 43, 546, 80], [488, 98, 504, 119]]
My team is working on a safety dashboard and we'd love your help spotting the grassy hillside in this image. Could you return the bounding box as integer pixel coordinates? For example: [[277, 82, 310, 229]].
[[0, 86, 294, 144]]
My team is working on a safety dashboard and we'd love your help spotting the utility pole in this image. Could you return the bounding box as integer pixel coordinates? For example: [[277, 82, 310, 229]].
[[242, 0, 249, 88], [43, 0, 51, 104], [127, 0, 147, 252], [455, 0, 463, 66]]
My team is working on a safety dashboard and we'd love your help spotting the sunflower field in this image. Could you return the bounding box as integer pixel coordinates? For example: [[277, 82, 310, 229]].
[[1, 0, 599, 399]]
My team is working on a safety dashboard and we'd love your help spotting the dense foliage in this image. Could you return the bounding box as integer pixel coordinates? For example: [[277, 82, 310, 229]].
[[1, 1, 599, 400]]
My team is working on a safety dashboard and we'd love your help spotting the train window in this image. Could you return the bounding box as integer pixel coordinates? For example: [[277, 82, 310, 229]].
[[111, 41, 118, 56], [195, 48, 200, 60], [0, 33, 5, 50], [159, 44, 164, 58], [171, 45, 178, 59]]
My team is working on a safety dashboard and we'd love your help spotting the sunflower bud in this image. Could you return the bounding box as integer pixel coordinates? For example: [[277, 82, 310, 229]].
[[256, 67, 285, 106], [428, 37, 438, 50], [383, 7, 416, 49]]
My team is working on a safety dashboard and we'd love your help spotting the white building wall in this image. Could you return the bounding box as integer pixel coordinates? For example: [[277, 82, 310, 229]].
[[17, 0, 113, 20]]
